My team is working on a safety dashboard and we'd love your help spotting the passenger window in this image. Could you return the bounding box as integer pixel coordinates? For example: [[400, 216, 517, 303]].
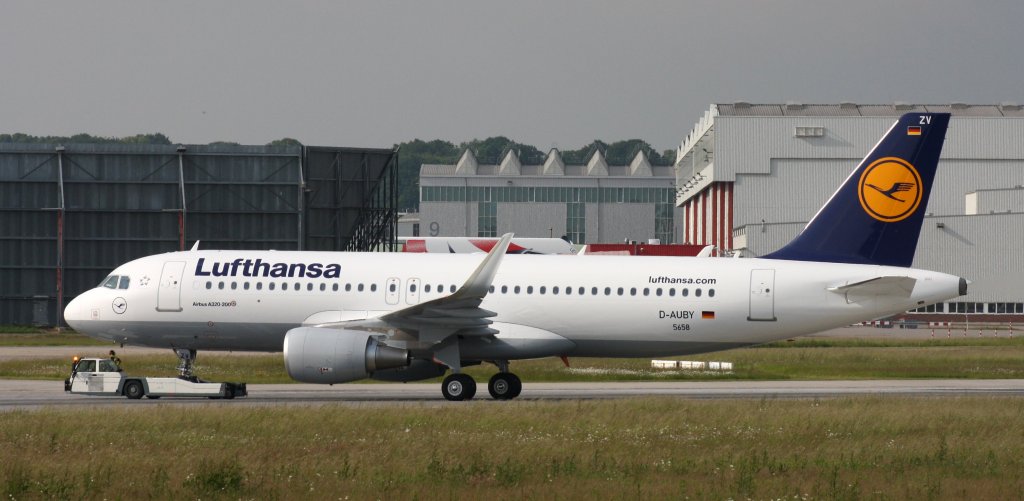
[[118, 276, 130, 289], [656, 288, 663, 296], [371, 284, 377, 292], [565, 287, 572, 296], [231, 282, 237, 290], [696, 289, 702, 297], [539, 286, 546, 295], [514, 286, 521, 294], [669, 289, 675, 297], [487, 285, 493, 293], [617, 287, 624, 296], [630, 287, 637, 296], [218, 282, 224, 290], [345, 284, 352, 292], [389, 283, 397, 293], [256, 282, 263, 291], [449, 285, 456, 293], [709, 289, 715, 298], [501, 285, 507, 294], [102, 276, 119, 289], [425, 285, 432, 293], [307, 283, 313, 291], [682, 288, 689, 297], [282, 283, 289, 291], [527, 286, 534, 294], [294, 282, 300, 290], [591, 287, 598, 295], [269, 283, 276, 291], [643, 288, 649, 296], [244, 282, 250, 290], [604, 287, 611, 296], [206, 281, 212, 290], [553, 286, 560, 295], [358, 284, 364, 292], [332, 284, 338, 291], [579, 287, 585, 295]]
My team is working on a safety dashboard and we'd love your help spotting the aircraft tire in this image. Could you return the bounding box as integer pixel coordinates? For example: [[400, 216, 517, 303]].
[[442, 374, 476, 401], [488, 373, 521, 400], [124, 380, 145, 400]]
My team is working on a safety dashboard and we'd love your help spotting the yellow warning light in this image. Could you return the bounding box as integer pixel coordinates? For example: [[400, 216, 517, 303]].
[[72, 356, 80, 363]]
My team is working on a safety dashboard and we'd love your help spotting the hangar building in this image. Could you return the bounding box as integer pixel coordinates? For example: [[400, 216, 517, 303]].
[[0, 143, 397, 326], [419, 149, 681, 244], [675, 103, 1024, 316]]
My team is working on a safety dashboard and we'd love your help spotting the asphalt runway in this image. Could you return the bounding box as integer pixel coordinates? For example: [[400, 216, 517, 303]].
[[3, 379, 1024, 410]]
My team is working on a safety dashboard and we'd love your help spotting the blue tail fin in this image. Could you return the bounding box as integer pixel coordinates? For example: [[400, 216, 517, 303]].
[[763, 112, 950, 267]]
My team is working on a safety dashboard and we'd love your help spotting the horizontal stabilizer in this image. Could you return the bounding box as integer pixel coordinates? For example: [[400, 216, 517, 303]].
[[828, 276, 917, 297]]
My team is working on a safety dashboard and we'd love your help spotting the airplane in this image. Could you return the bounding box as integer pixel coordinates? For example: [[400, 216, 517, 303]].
[[64, 112, 964, 401]]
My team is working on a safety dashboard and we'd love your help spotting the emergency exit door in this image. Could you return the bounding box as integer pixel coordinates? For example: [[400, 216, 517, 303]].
[[747, 269, 776, 321], [157, 261, 186, 312]]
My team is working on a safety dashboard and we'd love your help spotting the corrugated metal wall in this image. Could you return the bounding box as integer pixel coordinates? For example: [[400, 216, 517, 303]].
[[0, 143, 396, 326]]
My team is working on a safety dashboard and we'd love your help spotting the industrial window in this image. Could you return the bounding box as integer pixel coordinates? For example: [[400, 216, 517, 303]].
[[566, 202, 586, 244], [478, 201, 497, 238], [655, 203, 674, 244], [794, 126, 825, 137]]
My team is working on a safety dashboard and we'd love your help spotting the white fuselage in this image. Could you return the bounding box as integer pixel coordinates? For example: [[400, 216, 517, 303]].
[[64, 250, 963, 359]]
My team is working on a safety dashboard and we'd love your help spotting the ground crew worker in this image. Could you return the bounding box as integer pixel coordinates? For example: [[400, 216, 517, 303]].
[[109, 350, 122, 369]]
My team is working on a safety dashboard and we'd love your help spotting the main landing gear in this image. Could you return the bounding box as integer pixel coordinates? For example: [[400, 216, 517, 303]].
[[440, 360, 522, 401]]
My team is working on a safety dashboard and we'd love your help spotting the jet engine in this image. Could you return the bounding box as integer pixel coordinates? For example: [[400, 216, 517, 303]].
[[283, 327, 409, 384]]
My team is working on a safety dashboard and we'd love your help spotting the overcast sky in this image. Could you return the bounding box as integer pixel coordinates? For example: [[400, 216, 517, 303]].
[[2, 1, 1022, 151]]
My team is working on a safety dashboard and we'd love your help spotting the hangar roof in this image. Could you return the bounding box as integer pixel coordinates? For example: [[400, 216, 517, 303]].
[[716, 102, 1024, 117]]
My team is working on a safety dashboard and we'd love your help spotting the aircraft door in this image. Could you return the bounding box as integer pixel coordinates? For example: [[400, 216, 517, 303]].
[[406, 278, 421, 304], [748, 269, 777, 321], [385, 278, 400, 305], [156, 261, 186, 312]]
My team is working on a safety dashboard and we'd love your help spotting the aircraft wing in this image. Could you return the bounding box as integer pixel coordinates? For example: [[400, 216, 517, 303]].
[[827, 276, 917, 302], [312, 233, 513, 345]]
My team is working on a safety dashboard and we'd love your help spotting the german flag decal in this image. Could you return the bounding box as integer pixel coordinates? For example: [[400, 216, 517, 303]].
[[701, 311, 715, 320], [907, 126, 922, 135]]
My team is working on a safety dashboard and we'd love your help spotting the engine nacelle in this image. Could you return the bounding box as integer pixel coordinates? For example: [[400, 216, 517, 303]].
[[283, 327, 409, 384]]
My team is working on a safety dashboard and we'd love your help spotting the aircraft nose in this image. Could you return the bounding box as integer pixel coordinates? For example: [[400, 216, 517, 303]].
[[63, 294, 88, 330]]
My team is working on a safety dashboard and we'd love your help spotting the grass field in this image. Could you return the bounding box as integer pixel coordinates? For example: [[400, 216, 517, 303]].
[[5, 336, 1024, 383], [2, 397, 1023, 499], [0, 330, 106, 347]]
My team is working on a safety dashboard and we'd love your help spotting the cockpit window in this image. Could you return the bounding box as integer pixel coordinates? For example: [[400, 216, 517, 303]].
[[102, 276, 119, 289], [118, 276, 130, 289]]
